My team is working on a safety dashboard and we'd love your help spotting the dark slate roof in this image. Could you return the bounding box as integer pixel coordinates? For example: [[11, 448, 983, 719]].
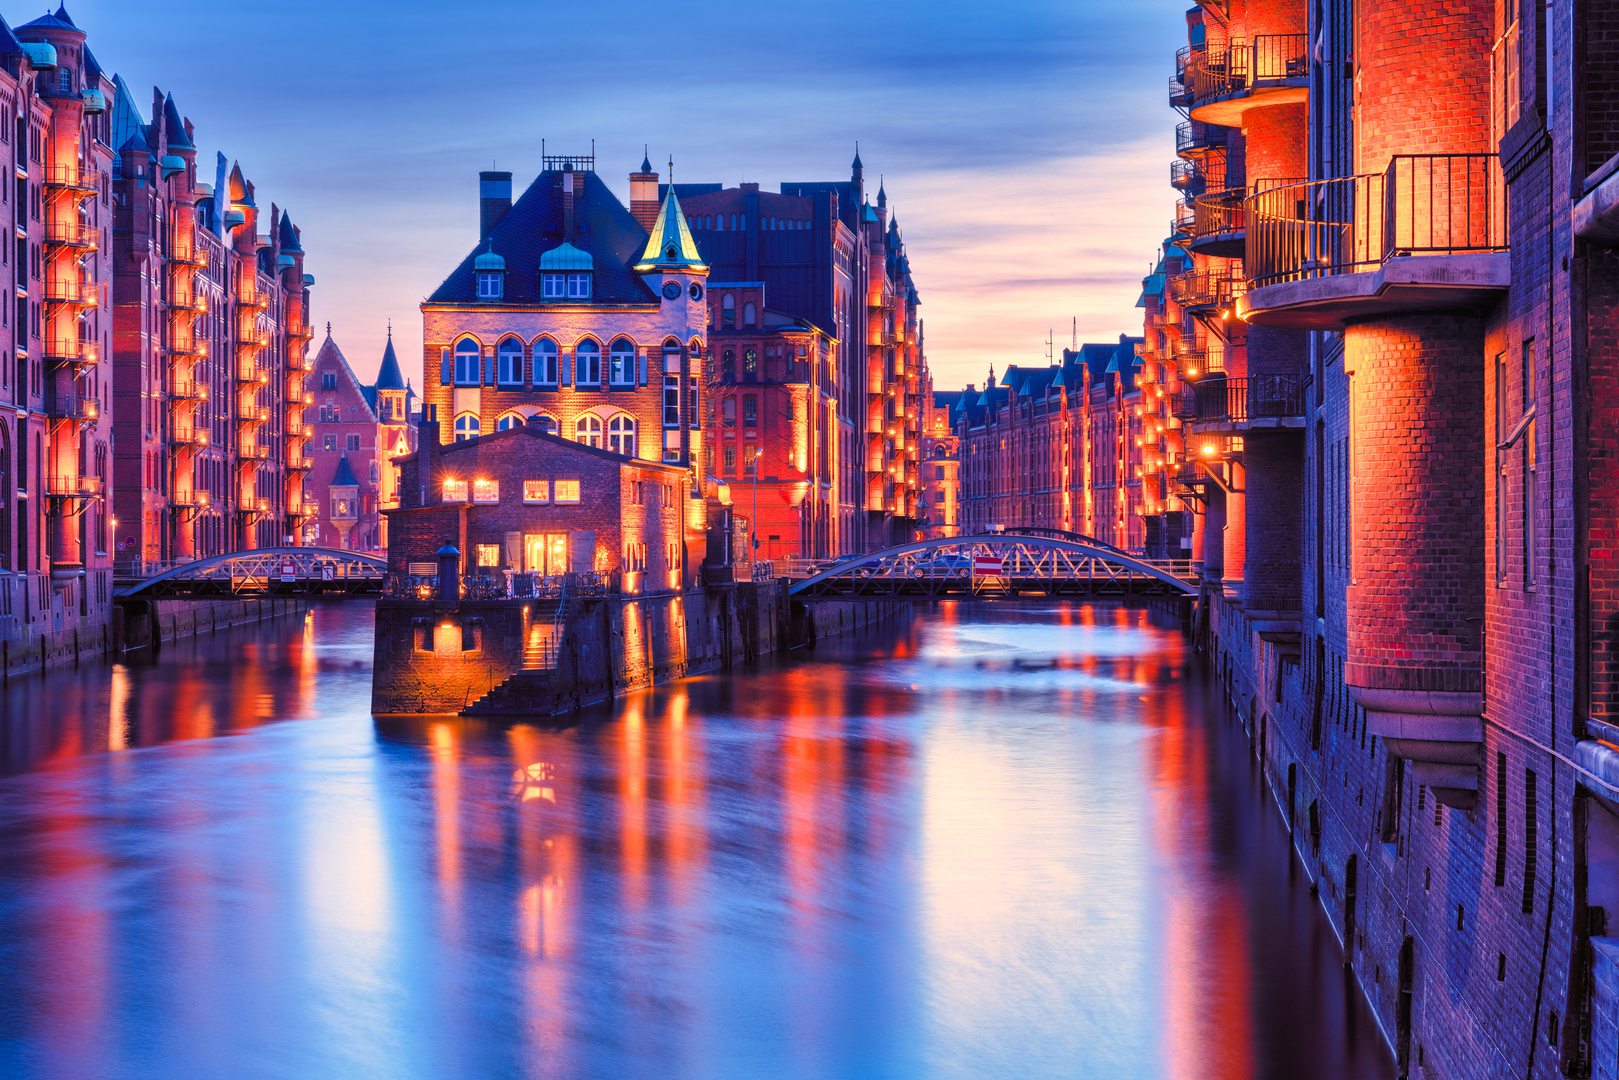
[[399, 421, 688, 473], [0, 16, 20, 55], [161, 94, 191, 150], [278, 209, 301, 252], [426, 170, 658, 306], [360, 385, 378, 413], [331, 454, 359, 487], [18, 4, 77, 32], [375, 333, 405, 390]]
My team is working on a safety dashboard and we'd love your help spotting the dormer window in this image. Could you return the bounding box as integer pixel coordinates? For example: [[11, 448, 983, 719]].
[[540, 272, 591, 299], [568, 273, 590, 298], [473, 242, 505, 299], [477, 272, 502, 299], [539, 242, 594, 302]]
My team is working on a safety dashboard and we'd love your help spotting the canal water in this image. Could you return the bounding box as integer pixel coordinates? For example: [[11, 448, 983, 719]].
[[0, 601, 1393, 1080]]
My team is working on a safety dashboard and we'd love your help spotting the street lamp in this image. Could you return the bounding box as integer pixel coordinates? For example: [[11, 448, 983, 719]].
[[750, 444, 762, 563]]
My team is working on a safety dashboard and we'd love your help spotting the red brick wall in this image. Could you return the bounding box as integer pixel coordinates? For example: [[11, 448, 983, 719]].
[[1356, 0, 1493, 171]]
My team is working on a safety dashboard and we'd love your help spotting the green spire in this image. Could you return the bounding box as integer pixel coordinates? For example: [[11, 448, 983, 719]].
[[633, 185, 707, 273]]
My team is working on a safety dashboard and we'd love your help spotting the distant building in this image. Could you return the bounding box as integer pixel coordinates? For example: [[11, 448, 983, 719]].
[[301, 328, 404, 551], [920, 389, 961, 539]]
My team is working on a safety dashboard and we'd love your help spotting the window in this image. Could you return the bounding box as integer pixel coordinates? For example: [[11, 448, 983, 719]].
[[663, 376, 680, 426], [542, 273, 565, 299], [321, 372, 336, 390], [475, 544, 500, 567], [722, 397, 736, 427], [724, 446, 736, 470], [935, 465, 945, 480], [744, 444, 756, 473], [347, 435, 361, 452], [608, 413, 637, 456], [567, 273, 591, 299], [471, 478, 500, 504], [575, 415, 602, 447], [534, 338, 558, 385], [523, 479, 550, 504], [688, 379, 700, 428], [496, 413, 524, 431], [743, 302, 756, 328], [454, 338, 480, 385], [723, 349, 736, 378], [722, 293, 735, 329], [442, 479, 468, 502], [609, 338, 636, 385], [322, 435, 336, 451], [575, 339, 601, 385], [454, 412, 480, 441], [744, 348, 757, 375], [743, 395, 758, 426], [498, 338, 523, 385], [477, 272, 502, 299], [554, 479, 581, 503]]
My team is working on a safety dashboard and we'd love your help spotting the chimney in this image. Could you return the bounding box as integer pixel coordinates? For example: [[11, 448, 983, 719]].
[[562, 171, 576, 240], [630, 157, 660, 231], [479, 171, 512, 240], [418, 405, 441, 506]]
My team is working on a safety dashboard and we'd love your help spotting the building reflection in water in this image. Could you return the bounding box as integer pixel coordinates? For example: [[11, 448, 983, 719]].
[[0, 600, 1392, 1079]]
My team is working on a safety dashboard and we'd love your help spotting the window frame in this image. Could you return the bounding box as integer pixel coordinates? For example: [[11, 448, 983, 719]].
[[608, 413, 637, 457], [497, 338, 524, 385], [453, 339, 481, 386], [575, 339, 601, 385], [609, 338, 636, 386], [533, 338, 559, 385]]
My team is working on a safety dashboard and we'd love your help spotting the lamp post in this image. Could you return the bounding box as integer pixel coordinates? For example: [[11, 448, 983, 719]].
[[750, 444, 762, 565]]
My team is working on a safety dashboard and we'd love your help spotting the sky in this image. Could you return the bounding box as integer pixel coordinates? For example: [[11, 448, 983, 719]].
[[60, 0, 1187, 390]]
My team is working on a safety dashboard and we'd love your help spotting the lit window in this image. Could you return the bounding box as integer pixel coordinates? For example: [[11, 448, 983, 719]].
[[744, 445, 756, 473], [497, 338, 523, 385], [542, 273, 565, 299], [534, 339, 558, 384], [477, 272, 502, 299], [442, 479, 468, 502], [454, 339, 481, 385], [322, 434, 336, 451], [454, 412, 480, 441], [476, 544, 500, 567], [472, 478, 500, 504], [567, 273, 591, 299], [608, 413, 637, 456], [744, 348, 757, 375], [724, 446, 736, 470], [575, 340, 601, 385], [554, 480, 580, 503], [523, 480, 550, 504], [575, 415, 602, 447], [609, 338, 636, 385]]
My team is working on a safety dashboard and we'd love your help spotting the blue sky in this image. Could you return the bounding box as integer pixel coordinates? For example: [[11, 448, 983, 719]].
[[65, 0, 1185, 389]]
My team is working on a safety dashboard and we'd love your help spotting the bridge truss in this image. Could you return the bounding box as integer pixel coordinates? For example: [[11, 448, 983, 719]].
[[787, 533, 1198, 599], [116, 547, 388, 599]]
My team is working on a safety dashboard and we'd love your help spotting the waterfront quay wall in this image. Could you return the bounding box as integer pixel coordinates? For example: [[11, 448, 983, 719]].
[[370, 584, 904, 716]]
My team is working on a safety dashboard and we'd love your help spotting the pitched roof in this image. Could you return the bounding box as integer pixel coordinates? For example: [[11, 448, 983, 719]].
[[633, 185, 707, 273], [426, 169, 659, 306], [110, 73, 147, 153], [18, 4, 78, 33], [330, 454, 358, 487], [375, 331, 405, 390], [0, 15, 20, 57], [278, 209, 301, 252], [161, 93, 191, 150], [310, 331, 378, 423], [401, 421, 688, 473]]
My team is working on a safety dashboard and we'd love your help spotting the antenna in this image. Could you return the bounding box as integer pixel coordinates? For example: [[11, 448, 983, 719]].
[[667, 155, 675, 187], [1072, 317, 1077, 351]]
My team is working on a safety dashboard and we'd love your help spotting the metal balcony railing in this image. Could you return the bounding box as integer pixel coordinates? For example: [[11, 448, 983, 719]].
[[169, 426, 208, 447], [1176, 120, 1228, 157], [1246, 154, 1506, 289], [44, 278, 92, 305], [237, 362, 266, 384], [1192, 186, 1248, 242], [45, 474, 101, 498], [43, 221, 96, 248], [170, 291, 206, 313], [41, 166, 96, 193], [44, 390, 98, 421], [169, 380, 208, 401], [44, 339, 96, 366], [1180, 375, 1306, 424], [1168, 268, 1246, 312], [1188, 36, 1309, 102]]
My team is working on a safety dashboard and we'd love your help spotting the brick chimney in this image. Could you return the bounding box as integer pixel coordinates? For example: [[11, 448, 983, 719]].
[[418, 405, 441, 507], [629, 154, 659, 231], [479, 171, 512, 240]]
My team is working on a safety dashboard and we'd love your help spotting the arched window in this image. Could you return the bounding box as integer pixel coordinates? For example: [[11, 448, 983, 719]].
[[454, 412, 480, 442], [454, 338, 480, 385], [933, 445, 946, 458], [533, 338, 558, 385], [575, 415, 602, 447], [527, 414, 557, 435], [575, 339, 601, 385], [743, 302, 756, 328], [704, 216, 712, 230], [609, 338, 636, 386], [497, 337, 523, 385], [722, 293, 735, 330], [608, 413, 637, 457], [496, 412, 525, 431]]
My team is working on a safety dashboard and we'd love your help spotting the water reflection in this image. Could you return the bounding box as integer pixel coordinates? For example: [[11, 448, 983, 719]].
[[0, 600, 1392, 1080]]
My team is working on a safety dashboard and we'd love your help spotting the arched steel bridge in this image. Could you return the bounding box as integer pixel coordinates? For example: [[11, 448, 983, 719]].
[[117, 547, 387, 598], [786, 533, 1199, 598]]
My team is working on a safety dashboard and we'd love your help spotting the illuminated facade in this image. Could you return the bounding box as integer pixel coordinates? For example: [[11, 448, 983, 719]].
[[110, 79, 314, 566], [919, 386, 959, 539], [1161, 0, 1619, 1075]]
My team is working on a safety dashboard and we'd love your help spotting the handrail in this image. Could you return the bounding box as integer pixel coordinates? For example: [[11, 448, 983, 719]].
[[1187, 35, 1309, 102], [1246, 154, 1506, 289]]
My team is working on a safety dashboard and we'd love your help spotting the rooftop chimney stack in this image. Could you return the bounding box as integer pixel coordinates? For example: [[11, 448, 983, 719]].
[[630, 152, 660, 231], [479, 171, 512, 241]]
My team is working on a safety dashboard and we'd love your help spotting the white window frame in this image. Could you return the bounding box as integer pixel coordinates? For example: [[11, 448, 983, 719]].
[[477, 272, 502, 299], [608, 413, 636, 457], [566, 273, 591, 299], [497, 339, 524, 385], [609, 340, 636, 386], [541, 273, 565, 299], [575, 415, 602, 448], [534, 339, 558, 385], [453, 412, 480, 442], [454, 340, 481, 386], [576, 340, 601, 385]]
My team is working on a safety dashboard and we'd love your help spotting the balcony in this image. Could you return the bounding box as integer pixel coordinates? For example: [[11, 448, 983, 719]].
[[287, 353, 313, 372], [1178, 374, 1306, 433], [238, 405, 270, 426], [43, 221, 96, 249], [45, 474, 101, 499], [1190, 185, 1256, 259], [1187, 36, 1310, 126], [44, 278, 94, 307], [236, 361, 266, 385], [167, 229, 208, 266], [239, 445, 270, 462], [170, 290, 207, 313], [43, 389, 98, 422], [239, 284, 271, 309], [170, 380, 208, 402], [287, 454, 312, 473], [237, 330, 270, 352], [41, 166, 96, 195], [1168, 267, 1246, 314], [169, 425, 208, 448], [1175, 120, 1228, 158], [235, 497, 272, 519], [168, 334, 205, 357], [170, 489, 211, 511], [1242, 155, 1509, 329], [43, 338, 96, 369]]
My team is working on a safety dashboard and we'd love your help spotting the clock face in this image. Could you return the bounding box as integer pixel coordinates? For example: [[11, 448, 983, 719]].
[[688, 282, 704, 301], [662, 280, 682, 300]]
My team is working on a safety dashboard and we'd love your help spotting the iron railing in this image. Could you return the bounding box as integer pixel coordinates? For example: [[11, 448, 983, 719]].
[[1187, 35, 1309, 101], [1246, 154, 1506, 288], [1176, 120, 1228, 157], [1168, 267, 1246, 311], [1179, 375, 1306, 424], [43, 389, 98, 421]]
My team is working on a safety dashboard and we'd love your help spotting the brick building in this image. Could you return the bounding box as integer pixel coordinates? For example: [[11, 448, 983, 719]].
[[110, 80, 313, 566], [301, 327, 415, 551], [386, 414, 690, 595], [919, 388, 960, 539], [1147, 0, 1619, 1075], [674, 155, 928, 554], [419, 151, 711, 574]]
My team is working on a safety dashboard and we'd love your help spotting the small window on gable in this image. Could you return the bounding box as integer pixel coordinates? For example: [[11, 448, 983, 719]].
[[541, 273, 565, 299], [567, 273, 591, 299], [524, 479, 549, 504], [554, 480, 581, 503], [477, 272, 502, 299]]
